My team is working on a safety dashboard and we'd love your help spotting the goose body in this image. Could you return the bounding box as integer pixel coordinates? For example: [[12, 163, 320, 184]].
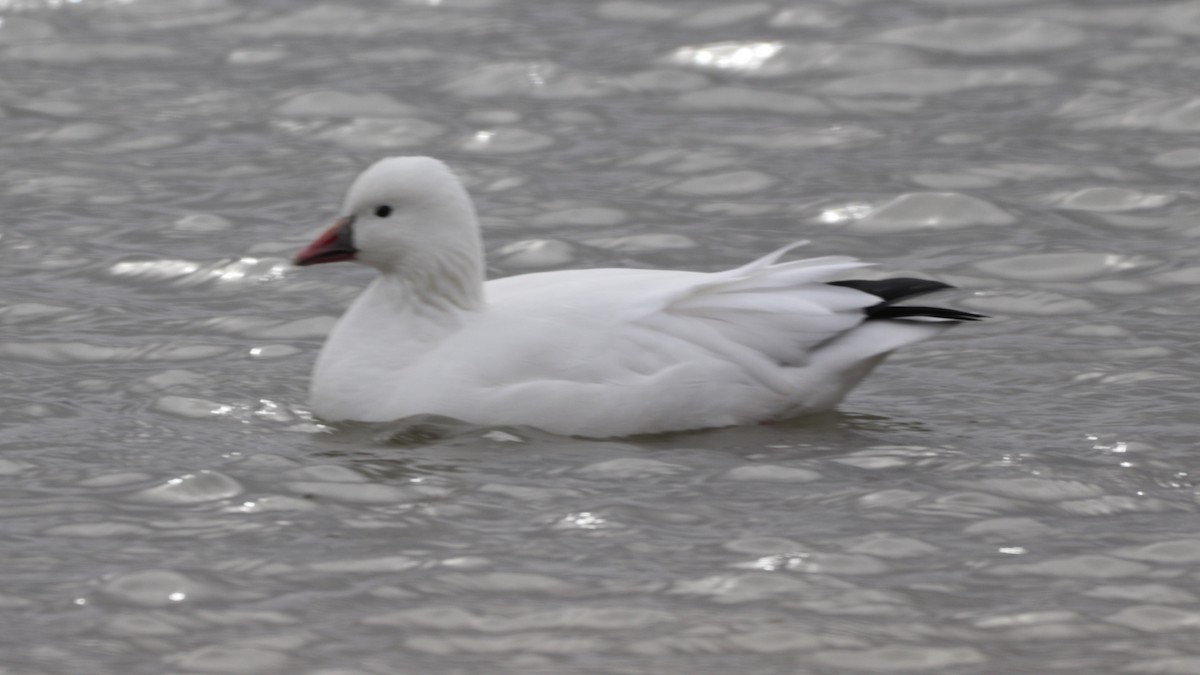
[[294, 157, 982, 437]]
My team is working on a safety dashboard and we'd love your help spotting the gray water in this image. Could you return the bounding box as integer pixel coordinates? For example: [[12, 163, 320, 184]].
[[3, 0, 1200, 673]]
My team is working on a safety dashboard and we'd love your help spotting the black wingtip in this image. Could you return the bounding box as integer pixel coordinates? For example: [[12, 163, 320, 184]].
[[828, 278, 955, 305], [829, 278, 985, 323], [865, 306, 987, 322]]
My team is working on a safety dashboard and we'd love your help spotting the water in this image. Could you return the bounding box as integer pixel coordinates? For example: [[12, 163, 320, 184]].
[[3, 0, 1200, 672]]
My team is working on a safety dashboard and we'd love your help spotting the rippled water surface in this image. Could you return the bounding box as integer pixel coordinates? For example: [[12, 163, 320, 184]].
[[5, 0, 1200, 672]]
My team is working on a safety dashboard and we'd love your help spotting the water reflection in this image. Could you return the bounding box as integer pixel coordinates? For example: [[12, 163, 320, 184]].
[[669, 41, 784, 74], [109, 257, 288, 286]]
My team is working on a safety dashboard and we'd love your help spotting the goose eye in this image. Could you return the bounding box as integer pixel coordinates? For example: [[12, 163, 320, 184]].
[[374, 205, 393, 218]]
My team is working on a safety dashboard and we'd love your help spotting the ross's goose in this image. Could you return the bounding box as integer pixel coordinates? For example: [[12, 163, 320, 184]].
[[294, 157, 983, 437]]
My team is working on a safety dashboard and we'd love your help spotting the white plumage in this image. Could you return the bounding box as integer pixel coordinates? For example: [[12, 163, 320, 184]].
[[294, 157, 981, 437]]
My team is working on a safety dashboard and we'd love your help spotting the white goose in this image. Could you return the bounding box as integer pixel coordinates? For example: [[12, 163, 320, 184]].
[[294, 157, 983, 438]]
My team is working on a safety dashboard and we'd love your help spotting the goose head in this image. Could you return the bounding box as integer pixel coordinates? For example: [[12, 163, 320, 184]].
[[294, 156, 485, 307]]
